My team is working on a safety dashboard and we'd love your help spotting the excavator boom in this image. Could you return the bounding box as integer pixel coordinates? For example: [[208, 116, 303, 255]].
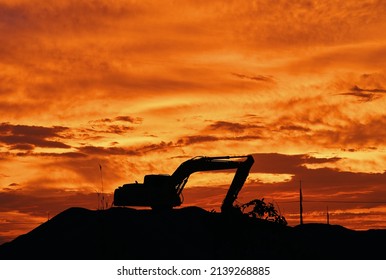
[[113, 155, 254, 211]]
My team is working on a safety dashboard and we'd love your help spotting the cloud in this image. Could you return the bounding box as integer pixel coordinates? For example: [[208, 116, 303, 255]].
[[284, 43, 386, 75], [206, 121, 263, 134], [0, 123, 68, 138], [15, 152, 87, 158], [338, 85, 386, 102], [176, 134, 262, 146], [9, 144, 35, 151], [0, 116, 144, 156], [250, 153, 321, 174], [114, 116, 143, 123], [86, 116, 142, 135], [231, 73, 275, 83], [1, 1, 253, 116], [312, 115, 386, 147], [177, 136, 219, 146], [0, 135, 70, 149], [76, 141, 175, 156], [0, 123, 70, 149], [104, 125, 135, 135], [279, 124, 311, 132], [141, 141, 175, 153], [244, 153, 385, 199], [77, 146, 138, 156], [173, 119, 264, 147]]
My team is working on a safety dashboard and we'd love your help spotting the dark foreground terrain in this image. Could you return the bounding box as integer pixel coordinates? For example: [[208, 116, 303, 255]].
[[1, 206, 385, 259]]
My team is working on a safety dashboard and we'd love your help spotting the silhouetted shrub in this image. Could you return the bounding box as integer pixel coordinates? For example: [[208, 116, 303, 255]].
[[240, 198, 287, 226]]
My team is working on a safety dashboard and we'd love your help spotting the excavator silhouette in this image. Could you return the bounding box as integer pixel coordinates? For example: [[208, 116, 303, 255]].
[[113, 155, 254, 213]]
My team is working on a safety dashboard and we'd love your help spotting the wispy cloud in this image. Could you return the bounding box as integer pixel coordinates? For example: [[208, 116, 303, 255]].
[[231, 73, 275, 83], [77, 146, 138, 156], [206, 121, 263, 134], [338, 85, 386, 102], [177, 135, 219, 146], [279, 124, 311, 132]]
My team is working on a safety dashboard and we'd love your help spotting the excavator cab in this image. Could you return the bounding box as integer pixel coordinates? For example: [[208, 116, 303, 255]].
[[114, 174, 181, 209], [113, 155, 254, 211]]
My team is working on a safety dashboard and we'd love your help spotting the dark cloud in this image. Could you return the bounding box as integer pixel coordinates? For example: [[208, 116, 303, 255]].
[[302, 155, 341, 165], [10, 151, 87, 158], [250, 153, 308, 174], [250, 153, 340, 175], [338, 85, 386, 102], [106, 125, 134, 135], [114, 116, 143, 124], [0, 135, 70, 149], [233, 135, 262, 141], [177, 135, 219, 146], [174, 120, 264, 147], [0, 123, 70, 149], [298, 168, 386, 193], [77, 146, 138, 156], [206, 121, 263, 133], [41, 152, 87, 158], [95, 118, 113, 123], [177, 134, 262, 146], [231, 73, 275, 83], [86, 116, 142, 135], [246, 153, 386, 200], [0, 123, 68, 137], [76, 141, 176, 157], [141, 141, 175, 153], [279, 124, 311, 132], [91, 116, 142, 124], [9, 144, 35, 151]]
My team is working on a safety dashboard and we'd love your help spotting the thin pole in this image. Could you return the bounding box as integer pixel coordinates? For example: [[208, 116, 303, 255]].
[[99, 163, 104, 210], [327, 206, 330, 225], [300, 180, 303, 225]]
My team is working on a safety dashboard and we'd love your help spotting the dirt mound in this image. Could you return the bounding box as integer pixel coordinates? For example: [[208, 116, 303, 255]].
[[1, 207, 385, 259]]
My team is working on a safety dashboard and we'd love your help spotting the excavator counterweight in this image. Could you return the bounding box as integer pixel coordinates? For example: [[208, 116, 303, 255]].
[[113, 155, 254, 212]]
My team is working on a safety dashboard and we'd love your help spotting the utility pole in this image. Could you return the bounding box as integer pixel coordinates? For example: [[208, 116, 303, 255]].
[[327, 206, 330, 225], [300, 180, 303, 225]]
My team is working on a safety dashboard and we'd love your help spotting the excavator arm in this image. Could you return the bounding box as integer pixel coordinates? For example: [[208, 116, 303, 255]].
[[170, 155, 254, 210], [113, 154, 254, 212], [221, 155, 254, 213]]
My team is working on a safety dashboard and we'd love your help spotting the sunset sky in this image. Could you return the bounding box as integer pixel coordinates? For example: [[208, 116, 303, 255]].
[[1, 0, 386, 244]]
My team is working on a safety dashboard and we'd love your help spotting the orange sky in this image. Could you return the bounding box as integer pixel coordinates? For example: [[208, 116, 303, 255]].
[[1, 0, 386, 244]]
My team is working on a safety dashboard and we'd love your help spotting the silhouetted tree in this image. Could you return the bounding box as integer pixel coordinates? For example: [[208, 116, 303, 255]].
[[240, 198, 287, 225]]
